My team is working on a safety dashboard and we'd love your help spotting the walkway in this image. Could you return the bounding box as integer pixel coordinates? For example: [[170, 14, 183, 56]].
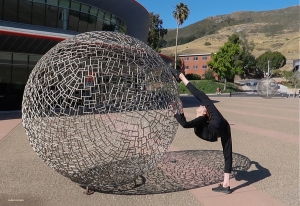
[[0, 96, 298, 206]]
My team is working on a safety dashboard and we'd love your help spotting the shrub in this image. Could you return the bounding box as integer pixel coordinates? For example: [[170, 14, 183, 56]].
[[185, 73, 201, 80], [203, 68, 215, 80], [204, 41, 211, 46]]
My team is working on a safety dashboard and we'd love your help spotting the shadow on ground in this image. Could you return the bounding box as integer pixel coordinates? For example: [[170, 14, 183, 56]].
[[82, 150, 251, 195], [231, 161, 271, 192]]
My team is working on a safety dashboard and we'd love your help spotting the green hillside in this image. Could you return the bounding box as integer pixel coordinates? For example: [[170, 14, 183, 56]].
[[162, 5, 299, 48]]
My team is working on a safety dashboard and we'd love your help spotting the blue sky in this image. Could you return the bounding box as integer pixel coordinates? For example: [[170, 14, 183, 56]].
[[136, 0, 299, 29]]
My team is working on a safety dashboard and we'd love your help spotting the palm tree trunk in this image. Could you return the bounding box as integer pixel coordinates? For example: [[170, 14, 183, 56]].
[[174, 24, 179, 70]]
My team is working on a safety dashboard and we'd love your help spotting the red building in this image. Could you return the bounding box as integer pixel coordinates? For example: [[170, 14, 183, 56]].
[[179, 53, 212, 79]]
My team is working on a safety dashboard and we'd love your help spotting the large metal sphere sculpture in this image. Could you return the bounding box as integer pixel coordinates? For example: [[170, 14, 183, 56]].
[[22, 31, 180, 188], [256, 78, 278, 98]]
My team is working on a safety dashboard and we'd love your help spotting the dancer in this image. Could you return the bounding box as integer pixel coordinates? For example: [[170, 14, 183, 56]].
[[170, 69, 232, 194]]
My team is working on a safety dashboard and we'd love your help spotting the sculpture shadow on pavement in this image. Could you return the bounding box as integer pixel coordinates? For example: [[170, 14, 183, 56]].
[[83, 150, 251, 195]]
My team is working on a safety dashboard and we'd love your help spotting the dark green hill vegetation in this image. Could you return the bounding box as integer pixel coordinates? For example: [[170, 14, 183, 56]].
[[162, 5, 299, 48]]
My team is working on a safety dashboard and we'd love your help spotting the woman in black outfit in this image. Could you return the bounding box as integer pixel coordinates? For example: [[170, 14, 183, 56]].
[[170, 70, 232, 194]]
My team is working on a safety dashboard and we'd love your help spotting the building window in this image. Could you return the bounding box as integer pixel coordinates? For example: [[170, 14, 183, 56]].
[[184, 57, 189, 61], [0, 0, 127, 34], [0, 52, 12, 64], [32, 3, 46, 26], [47, 0, 58, 6], [202, 65, 207, 69], [202, 56, 208, 60], [18, 0, 32, 24], [45, 5, 58, 28], [193, 56, 198, 60], [3, 0, 18, 22], [68, 10, 79, 31], [184, 66, 189, 70], [193, 65, 198, 69]]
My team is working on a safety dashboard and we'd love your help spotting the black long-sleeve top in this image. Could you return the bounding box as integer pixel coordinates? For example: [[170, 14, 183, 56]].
[[174, 82, 232, 173]]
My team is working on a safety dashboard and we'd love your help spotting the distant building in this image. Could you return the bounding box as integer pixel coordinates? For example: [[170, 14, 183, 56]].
[[0, 0, 150, 111], [178, 53, 212, 79]]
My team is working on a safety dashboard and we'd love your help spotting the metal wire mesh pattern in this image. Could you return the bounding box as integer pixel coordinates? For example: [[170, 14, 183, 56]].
[[22, 31, 180, 187], [256, 78, 278, 98]]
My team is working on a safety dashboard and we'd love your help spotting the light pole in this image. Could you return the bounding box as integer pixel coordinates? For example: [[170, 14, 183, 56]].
[[266, 60, 270, 98]]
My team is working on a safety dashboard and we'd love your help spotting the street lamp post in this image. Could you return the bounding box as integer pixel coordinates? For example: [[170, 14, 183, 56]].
[[266, 60, 270, 98]]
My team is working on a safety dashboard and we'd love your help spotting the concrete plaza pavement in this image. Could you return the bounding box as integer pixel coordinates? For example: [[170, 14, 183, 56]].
[[0, 96, 298, 206]]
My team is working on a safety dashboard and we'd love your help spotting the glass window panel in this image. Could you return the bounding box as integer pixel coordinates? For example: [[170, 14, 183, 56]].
[[11, 65, 27, 109], [78, 12, 88, 32], [18, 0, 32, 24], [95, 18, 103, 31], [47, 0, 58, 6], [0, 65, 12, 96], [28, 65, 34, 77], [116, 17, 121, 25], [29, 55, 42, 66], [45, 5, 58, 28], [0, 64, 11, 83], [104, 12, 111, 21], [32, 3, 46, 26], [13, 54, 28, 65], [102, 20, 114, 31], [3, 0, 18, 22], [12, 65, 28, 85], [57, 8, 68, 30], [111, 17, 116, 24], [0, 52, 12, 64], [68, 10, 79, 31], [97, 10, 104, 18], [33, 0, 45, 3], [87, 15, 96, 31], [81, 4, 89, 13], [90, 7, 97, 16], [0, 0, 4, 20], [70, 1, 80, 10], [59, 0, 69, 8]]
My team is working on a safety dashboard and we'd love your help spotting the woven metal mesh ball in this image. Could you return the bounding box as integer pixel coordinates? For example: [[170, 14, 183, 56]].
[[22, 31, 180, 187], [256, 78, 278, 98]]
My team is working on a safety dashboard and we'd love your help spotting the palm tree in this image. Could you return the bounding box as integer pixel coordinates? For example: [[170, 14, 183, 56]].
[[173, 2, 189, 70]]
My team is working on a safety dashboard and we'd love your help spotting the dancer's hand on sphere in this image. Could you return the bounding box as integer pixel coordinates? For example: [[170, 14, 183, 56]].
[[178, 100, 184, 114], [169, 102, 177, 114], [169, 101, 183, 114]]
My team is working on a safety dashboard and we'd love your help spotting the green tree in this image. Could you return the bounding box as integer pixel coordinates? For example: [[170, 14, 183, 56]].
[[207, 42, 242, 89], [228, 33, 241, 45], [229, 32, 256, 76], [282, 70, 300, 97], [147, 12, 168, 51], [282, 70, 293, 81], [256, 51, 286, 73], [204, 68, 215, 80], [173, 2, 189, 70]]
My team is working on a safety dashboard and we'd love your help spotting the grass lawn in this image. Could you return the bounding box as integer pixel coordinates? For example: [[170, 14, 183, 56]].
[[177, 80, 238, 94]]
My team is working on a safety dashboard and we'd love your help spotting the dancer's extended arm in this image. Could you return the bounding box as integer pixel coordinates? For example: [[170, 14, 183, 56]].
[[179, 74, 223, 128]]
